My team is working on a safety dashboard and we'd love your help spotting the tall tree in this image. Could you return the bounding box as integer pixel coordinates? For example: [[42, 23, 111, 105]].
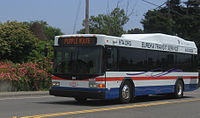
[[39, 21, 63, 41], [186, 0, 200, 8], [141, 10, 175, 35], [30, 22, 47, 41], [28, 21, 63, 41], [127, 28, 144, 34], [0, 21, 38, 62], [141, 0, 200, 43], [78, 8, 129, 36]]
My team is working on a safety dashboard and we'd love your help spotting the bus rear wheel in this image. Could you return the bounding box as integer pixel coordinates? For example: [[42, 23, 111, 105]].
[[119, 81, 133, 103], [174, 80, 184, 98]]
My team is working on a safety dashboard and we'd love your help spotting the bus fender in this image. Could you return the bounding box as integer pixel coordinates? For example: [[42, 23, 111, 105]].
[[120, 78, 135, 92]]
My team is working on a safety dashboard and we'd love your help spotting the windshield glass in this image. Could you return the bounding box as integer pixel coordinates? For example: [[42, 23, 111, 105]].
[[53, 46, 103, 75]]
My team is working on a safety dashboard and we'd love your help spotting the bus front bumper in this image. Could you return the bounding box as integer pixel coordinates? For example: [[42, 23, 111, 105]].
[[49, 86, 106, 99]]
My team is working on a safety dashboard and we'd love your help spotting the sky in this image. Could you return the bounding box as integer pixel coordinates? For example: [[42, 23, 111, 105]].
[[0, 0, 168, 34]]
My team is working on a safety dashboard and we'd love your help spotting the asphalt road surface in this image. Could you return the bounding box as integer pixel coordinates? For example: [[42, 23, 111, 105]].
[[1, 89, 200, 118]]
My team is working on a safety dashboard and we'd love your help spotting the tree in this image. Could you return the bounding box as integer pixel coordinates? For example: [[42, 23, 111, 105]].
[[0, 37, 10, 60], [30, 22, 47, 41], [27, 21, 60, 62], [141, 10, 175, 35], [127, 28, 144, 34], [141, 0, 200, 41], [27, 21, 63, 41], [21, 20, 62, 62], [78, 8, 129, 36], [37, 21, 63, 41], [0, 21, 38, 62], [186, 0, 200, 8]]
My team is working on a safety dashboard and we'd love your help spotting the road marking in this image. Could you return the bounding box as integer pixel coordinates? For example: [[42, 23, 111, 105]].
[[20, 98, 200, 118]]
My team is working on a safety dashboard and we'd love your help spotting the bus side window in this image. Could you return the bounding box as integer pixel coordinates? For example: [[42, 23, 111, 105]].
[[106, 46, 118, 71]]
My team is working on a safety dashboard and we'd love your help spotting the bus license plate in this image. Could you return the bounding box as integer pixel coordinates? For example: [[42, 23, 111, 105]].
[[69, 82, 78, 87]]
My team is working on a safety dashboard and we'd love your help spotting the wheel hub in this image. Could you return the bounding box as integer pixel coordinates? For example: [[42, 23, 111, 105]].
[[177, 83, 182, 96], [122, 85, 130, 99]]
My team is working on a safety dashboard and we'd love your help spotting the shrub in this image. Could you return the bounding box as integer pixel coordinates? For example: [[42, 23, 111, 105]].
[[0, 21, 38, 63], [0, 61, 52, 91]]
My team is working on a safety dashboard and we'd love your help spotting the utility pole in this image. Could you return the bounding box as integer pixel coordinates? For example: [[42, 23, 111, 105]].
[[85, 0, 89, 34]]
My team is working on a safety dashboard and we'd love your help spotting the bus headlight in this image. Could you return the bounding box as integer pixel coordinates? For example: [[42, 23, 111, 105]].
[[52, 81, 60, 86], [89, 79, 97, 88], [89, 79, 105, 88]]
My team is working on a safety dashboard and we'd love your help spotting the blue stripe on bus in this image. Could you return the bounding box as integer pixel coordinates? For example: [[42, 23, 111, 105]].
[[135, 85, 175, 96], [105, 84, 199, 99], [105, 85, 175, 99], [184, 84, 199, 91], [105, 88, 120, 99]]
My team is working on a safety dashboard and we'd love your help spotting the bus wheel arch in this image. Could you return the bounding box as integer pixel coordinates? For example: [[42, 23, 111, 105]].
[[119, 78, 135, 103]]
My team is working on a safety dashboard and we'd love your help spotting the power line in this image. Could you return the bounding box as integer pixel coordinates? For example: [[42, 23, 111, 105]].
[[73, 0, 82, 34], [106, 0, 110, 15], [127, 0, 139, 17], [141, 0, 183, 16], [142, 0, 161, 7], [155, 2, 167, 9]]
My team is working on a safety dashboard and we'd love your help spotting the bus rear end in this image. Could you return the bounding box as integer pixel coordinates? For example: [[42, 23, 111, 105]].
[[49, 35, 106, 100]]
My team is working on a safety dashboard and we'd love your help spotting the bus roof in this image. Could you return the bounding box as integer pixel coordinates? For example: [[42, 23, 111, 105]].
[[55, 33, 197, 54], [121, 33, 196, 48]]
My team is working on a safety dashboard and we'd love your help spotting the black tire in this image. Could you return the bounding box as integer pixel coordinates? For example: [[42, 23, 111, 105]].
[[119, 81, 134, 103], [74, 97, 87, 103], [174, 80, 184, 98]]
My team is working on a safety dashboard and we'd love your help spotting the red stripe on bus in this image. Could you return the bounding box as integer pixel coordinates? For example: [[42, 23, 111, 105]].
[[105, 76, 198, 81], [132, 76, 177, 80], [52, 76, 66, 80], [182, 76, 198, 79], [52, 76, 198, 81]]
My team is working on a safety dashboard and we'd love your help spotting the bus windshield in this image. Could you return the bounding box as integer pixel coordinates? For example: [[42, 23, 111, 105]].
[[53, 46, 103, 76]]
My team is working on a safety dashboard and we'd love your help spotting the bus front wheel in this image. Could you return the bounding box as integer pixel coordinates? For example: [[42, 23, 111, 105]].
[[119, 81, 133, 103]]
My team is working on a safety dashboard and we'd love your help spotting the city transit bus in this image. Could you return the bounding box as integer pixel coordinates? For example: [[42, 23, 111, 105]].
[[49, 33, 199, 103]]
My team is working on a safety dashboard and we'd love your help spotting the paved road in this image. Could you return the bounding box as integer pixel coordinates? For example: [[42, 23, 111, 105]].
[[1, 89, 200, 118]]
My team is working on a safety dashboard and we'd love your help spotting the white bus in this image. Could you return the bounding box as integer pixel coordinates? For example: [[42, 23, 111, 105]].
[[50, 33, 199, 103]]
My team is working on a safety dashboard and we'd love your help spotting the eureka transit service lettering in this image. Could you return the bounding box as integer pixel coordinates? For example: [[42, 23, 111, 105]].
[[142, 42, 178, 52]]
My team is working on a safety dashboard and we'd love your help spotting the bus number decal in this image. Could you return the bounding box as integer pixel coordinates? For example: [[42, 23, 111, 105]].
[[119, 40, 132, 46]]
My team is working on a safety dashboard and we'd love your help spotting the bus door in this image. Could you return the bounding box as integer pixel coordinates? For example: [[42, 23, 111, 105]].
[[105, 46, 118, 82]]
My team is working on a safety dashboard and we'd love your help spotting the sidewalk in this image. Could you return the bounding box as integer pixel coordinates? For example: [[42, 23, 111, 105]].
[[0, 91, 49, 98]]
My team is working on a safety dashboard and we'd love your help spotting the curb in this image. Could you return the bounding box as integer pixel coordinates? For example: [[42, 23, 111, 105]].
[[0, 91, 49, 98]]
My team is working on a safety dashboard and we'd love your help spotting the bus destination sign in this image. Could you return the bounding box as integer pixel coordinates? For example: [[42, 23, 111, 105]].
[[59, 37, 97, 46]]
